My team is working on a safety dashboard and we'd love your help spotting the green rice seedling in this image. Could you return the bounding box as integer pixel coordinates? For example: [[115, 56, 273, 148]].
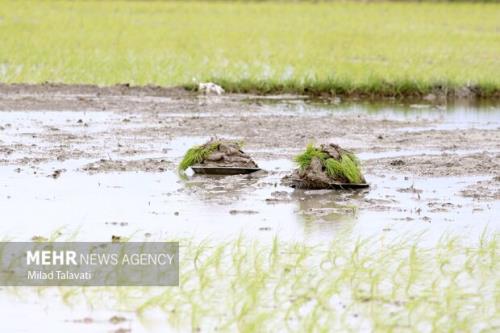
[[178, 142, 220, 171], [326, 154, 363, 184], [1, 1, 498, 97], [294, 144, 328, 170], [294, 144, 364, 183], [323, 158, 343, 178]]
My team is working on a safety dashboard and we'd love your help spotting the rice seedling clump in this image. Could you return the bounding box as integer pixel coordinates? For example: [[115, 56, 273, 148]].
[[286, 143, 366, 189], [179, 138, 258, 171]]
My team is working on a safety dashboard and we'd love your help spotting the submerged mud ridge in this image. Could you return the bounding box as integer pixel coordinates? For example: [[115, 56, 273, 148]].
[[81, 158, 171, 173], [461, 176, 500, 201], [365, 152, 500, 177]]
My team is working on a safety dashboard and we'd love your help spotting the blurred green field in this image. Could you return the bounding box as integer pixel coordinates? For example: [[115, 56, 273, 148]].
[[0, 1, 499, 96]]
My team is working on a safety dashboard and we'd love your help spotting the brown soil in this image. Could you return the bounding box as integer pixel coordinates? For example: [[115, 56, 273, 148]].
[[1, 82, 498, 101], [0, 83, 191, 98]]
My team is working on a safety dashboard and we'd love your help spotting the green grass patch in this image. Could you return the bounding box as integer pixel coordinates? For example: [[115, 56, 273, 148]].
[[0, 1, 499, 97]]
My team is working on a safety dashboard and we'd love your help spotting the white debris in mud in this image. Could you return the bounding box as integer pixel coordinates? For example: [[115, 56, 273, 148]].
[[198, 82, 225, 95]]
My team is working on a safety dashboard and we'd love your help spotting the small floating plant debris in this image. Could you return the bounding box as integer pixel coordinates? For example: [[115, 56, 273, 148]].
[[179, 138, 260, 175], [284, 143, 369, 190]]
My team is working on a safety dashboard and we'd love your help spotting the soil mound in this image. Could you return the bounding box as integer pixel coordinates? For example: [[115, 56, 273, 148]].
[[179, 138, 258, 171], [285, 143, 367, 189]]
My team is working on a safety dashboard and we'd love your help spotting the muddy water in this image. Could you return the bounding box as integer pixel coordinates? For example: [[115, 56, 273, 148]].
[[1, 159, 496, 244], [0, 90, 499, 331], [0, 96, 498, 243]]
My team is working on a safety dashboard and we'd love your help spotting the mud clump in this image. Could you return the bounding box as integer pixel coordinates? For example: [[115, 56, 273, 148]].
[[179, 138, 258, 171], [202, 142, 257, 168], [49, 169, 65, 179], [390, 159, 405, 166], [285, 143, 367, 189]]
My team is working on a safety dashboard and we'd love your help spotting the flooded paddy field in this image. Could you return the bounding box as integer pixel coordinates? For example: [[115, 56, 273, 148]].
[[0, 85, 499, 332]]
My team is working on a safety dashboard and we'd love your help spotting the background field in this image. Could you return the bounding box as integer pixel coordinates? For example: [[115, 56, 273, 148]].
[[0, 1, 499, 95]]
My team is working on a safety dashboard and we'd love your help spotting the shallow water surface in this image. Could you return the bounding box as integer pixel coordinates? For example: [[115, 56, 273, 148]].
[[1, 99, 498, 243], [0, 95, 499, 332]]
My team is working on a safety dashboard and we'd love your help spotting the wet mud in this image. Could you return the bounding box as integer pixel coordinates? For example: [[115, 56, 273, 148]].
[[186, 139, 258, 169], [0, 84, 498, 241]]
